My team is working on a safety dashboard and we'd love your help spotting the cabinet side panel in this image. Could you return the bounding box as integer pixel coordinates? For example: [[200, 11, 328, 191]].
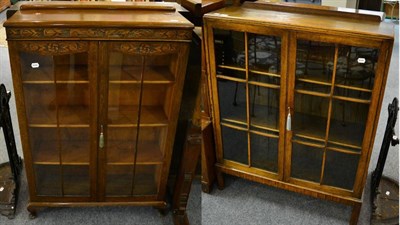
[[157, 43, 191, 200], [353, 40, 393, 197], [7, 40, 38, 201]]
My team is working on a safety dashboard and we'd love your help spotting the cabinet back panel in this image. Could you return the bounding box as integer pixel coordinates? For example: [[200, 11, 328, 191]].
[[108, 83, 167, 106]]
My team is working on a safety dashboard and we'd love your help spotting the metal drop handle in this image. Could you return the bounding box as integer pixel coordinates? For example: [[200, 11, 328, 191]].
[[99, 125, 104, 149], [286, 107, 291, 131]]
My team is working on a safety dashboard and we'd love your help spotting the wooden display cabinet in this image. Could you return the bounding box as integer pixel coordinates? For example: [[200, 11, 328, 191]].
[[203, 2, 394, 224], [4, 2, 193, 217]]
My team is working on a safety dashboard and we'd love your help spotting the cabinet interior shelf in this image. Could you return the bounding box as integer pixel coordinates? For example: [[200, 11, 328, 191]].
[[293, 113, 365, 151], [108, 106, 168, 127], [23, 81, 89, 84], [218, 64, 246, 72], [297, 78, 331, 86], [249, 69, 280, 78], [109, 66, 175, 84], [296, 78, 373, 93], [22, 65, 88, 83], [107, 142, 163, 165], [32, 139, 90, 165], [27, 105, 90, 126], [294, 89, 372, 104], [217, 65, 281, 80], [334, 84, 372, 93]]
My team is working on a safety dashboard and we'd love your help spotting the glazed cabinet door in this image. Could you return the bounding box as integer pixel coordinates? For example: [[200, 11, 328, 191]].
[[99, 41, 184, 201], [207, 24, 288, 179], [10, 41, 98, 201], [286, 36, 384, 196]]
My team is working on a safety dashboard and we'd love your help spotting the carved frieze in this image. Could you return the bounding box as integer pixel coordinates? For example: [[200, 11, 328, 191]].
[[17, 42, 89, 55], [7, 28, 192, 40], [112, 42, 180, 55]]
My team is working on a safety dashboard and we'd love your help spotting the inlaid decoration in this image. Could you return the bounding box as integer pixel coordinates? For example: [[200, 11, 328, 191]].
[[112, 42, 180, 55], [7, 28, 192, 40], [17, 42, 89, 55]]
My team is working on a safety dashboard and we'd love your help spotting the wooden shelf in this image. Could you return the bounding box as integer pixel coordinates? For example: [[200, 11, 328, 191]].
[[35, 164, 90, 197], [220, 113, 246, 127], [217, 64, 246, 72], [109, 66, 175, 84], [249, 105, 280, 132], [293, 111, 365, 149], [296, 77, 331, 87], [106, 141, 163, 165], [249, 69, 281, 78], [32, 140, 90, 165], [328, 117, 365, 149], [292, 112, 328, 140], [27, 105, 90, 126], [22, 65, 88, 83], [106, 176, 158, 197], [334, 84, 372, 93], [105, 164, 159, 196], [108, 106, 168, 127]]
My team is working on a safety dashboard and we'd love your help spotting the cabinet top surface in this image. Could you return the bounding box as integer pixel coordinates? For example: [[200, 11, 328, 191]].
[[204, 2, 394, 39], [4, 2, 194, 29]]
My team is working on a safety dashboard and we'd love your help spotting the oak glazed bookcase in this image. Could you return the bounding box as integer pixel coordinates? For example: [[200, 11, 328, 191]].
[[203, 2, 394, 224], [4, 2, 193, 217]]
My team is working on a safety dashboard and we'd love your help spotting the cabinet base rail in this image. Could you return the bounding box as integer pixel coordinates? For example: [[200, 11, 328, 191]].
[[26, 201, 167, 219]]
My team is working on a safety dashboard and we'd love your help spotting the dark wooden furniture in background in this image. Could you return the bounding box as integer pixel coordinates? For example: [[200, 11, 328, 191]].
[[203, 2, 394, 224], [184, 0, 225, 194], [171, 23, 202, 225], [0, 84, 23, 219], [172, 122, 201, 225], [0, 0, 10, 13], [180, 0, 225, 25], [359, 0, 382, 11], [201, 30, 217, 194], [4, 2, 193, 218]]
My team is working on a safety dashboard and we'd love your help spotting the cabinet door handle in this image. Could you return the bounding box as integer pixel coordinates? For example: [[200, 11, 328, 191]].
[[99, 125, 105, 149], [286, 107, 291, 131]]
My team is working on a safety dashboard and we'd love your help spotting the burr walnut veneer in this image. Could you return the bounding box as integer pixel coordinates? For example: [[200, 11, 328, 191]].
[[203, 2, 394, 224], [4, 2, 193, 217]]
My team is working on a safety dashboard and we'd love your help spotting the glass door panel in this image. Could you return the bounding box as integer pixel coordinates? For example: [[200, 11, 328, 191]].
[[328, 100, 368, 148], [322, 151, 359, 190], [295, 40, 335, 84], [247, 33, 281, 173], [334, 46, 377, 101], [105, 44, 174, 197], [250, 133, 278, 172], [23, 84, 57, 125], [20, 47, 91, 197], [214, 29, 246, 76], [248, 33, 281, 74], [132, 165, 160, 196], [290, 41, 375, 191], [34, 165, 62, 196], [217, 79, 247, 125], [214, 29, 282, 174], [335, 46, 378, 91], [221, 126, 248, 165], [249, 85, 280, 131], [106, 165, 133, 196], [291, 143, 323, 183], [292, 93, 329, 140], [105, 165, 160, 196], [63, 165, 90, 196]]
